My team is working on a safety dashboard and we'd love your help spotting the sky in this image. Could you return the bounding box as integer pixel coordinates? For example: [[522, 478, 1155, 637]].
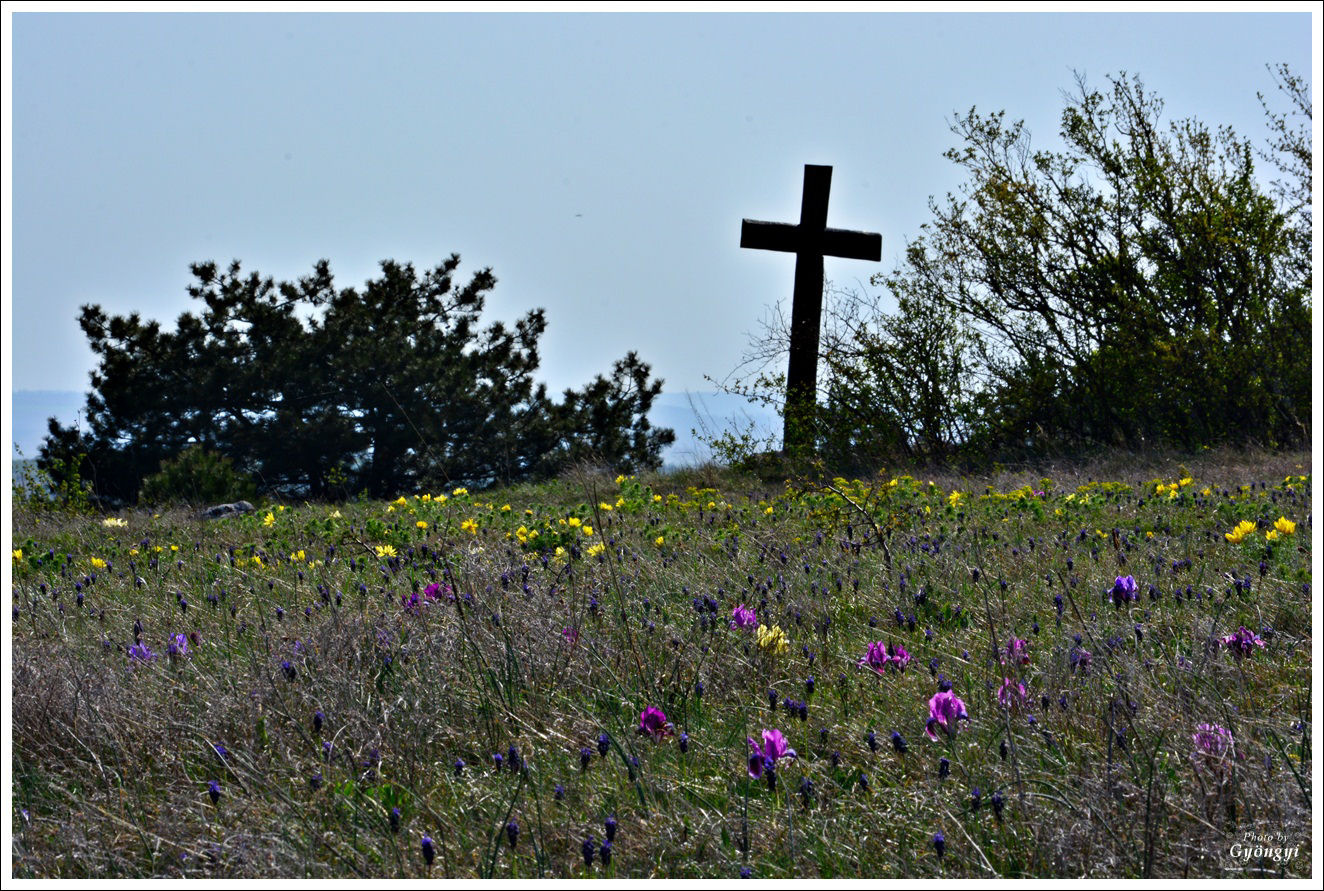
[[2, 6, 1318, 454]]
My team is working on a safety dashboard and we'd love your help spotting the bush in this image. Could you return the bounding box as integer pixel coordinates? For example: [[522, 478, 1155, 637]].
[[138, 444, 257, 507]]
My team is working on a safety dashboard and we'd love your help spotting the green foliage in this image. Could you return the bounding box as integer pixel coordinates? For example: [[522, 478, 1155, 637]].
[[138, 444, 257, 507], [39, 254, 673, 505], [724, 67, 1311, 468], [13, 447, 94, 514]]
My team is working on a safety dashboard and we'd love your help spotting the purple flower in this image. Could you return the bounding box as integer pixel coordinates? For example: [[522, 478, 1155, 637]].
[[127, 641, 156, 664], [1111, 575, 1138, 608], [1005, 637, 1029, 665], [505, 819, 519, 848], [561, 626, 580, 646], [1220, 626, 1265, 659], [604, 815, 617, 843], [597, 732, 610, 758], [166, 633, 189, 659], [600, 840, 612, 866], [859, 640, 910, 675], [933, 830, 945, 859], [1193, 722, 1235, 759], [582, 837, 595, 866], [925, 689, 970, 741], [638, 706, 672, 740], [730, 603, 758, 630], [997, 677, 1028, 710], [746, 728, 796, 779], [421, 834, 435, 866], [207, 780, 221, 806]]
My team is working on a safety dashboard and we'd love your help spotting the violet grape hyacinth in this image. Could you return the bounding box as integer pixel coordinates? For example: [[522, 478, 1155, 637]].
[[925, 689, 970, 741], [421, 835, 435, 866], [207, 780, 221, 806], [730, 603, 758, 630], [933, 831, 945, 859], [597, 732, 610, 758]]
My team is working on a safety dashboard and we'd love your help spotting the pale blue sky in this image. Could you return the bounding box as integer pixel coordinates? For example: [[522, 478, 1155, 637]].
[[4, 9, 1316, 417]]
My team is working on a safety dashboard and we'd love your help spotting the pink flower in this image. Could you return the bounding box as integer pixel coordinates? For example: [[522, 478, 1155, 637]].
[[925, 689, 969, 741], [638, 706, 671, 740], [1220, 626, 1265, 659], [730, 604, 758, 631], [561, 627, 580, 646], [746, 728, 796, 778], [996, 677, 1027, 710], [859, 641, 910, 675]]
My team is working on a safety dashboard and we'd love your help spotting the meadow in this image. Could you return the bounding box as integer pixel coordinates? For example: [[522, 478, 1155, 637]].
[[9, 449, 1313, 878]]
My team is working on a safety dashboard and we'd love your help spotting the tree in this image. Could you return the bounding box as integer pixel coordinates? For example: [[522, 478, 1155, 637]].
[[40, 255, 674, 505], [721, 67, 1310, 467]]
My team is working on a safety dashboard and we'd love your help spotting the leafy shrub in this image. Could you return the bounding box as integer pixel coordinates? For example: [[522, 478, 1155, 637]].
[[138, 444, 257, 507]]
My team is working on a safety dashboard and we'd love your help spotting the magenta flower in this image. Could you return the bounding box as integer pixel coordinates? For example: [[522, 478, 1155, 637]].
[[996, 677, 1027, 710], [561, 626, 580, 646], [1192, 722, 1234, 758], [638, 706, 672, 740], [925, 690, 970, 741], [423, 582, 453, 601], [1220, 626, 1265, 659], [747, 728, 796, 778], [859, 641, 910, 675], [1005, 638, 1030, 665], [730, 604, 758, 631]]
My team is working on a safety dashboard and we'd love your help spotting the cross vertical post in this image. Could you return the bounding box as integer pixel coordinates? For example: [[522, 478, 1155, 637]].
[[741, 164, 882, 456]]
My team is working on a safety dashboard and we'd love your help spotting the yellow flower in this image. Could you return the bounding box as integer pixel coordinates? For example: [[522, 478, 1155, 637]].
[[416, 520, 429, 530], [278, 505, 286, 512], [582, 525, 594, 536], [394, 496, 408, 506], [566, 517, 581, 528], [461, 518, 479, 534], [250, 555, 264, 567], [615, 474, 627, 485], [12, 549, 22, 562], [652, 494, 663, 503], [756, 624, 789, 654], [765, 506, 774, 515], [1265, 529, 1279, 542], [599, 502, 614, 511], [421, 493, 432, 502], [264, 512, 276, 527], [129, 548, 139, 556], [290, 549, 306, 563], [452, 487, 468, 497], [329, 509, 342, 519], [501, 504, 512, 512], [947, 491, 963, 507], [586, 542, 606, 558], [1224, 520, 1256, 544], [375, 544, 397, 558], [170, 545, 179, 552], [615, 497, 625, 508], [1179, 477, 1193, 487], [1273, 517, 1296, 535], [655, 536, 665, 547], [102, 517, 128, 528], [89, 557, 107, 570]]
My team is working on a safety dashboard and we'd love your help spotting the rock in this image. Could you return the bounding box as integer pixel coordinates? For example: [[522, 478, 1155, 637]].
[[201, 500, 256, 520]]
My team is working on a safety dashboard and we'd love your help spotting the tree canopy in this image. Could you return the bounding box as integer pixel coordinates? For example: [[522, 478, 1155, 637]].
[[40, 255, 674, 505], [723, 66, 1311, 471]]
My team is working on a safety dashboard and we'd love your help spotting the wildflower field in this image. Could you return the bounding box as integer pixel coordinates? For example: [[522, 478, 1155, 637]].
[[9, 450, 1314, 879]]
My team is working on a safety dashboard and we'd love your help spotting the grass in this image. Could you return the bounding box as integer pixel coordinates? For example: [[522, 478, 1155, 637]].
[[8, 448, 1313, 878]]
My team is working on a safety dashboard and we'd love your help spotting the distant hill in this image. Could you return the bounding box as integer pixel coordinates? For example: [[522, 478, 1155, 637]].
[[8, 389, 780, 469]]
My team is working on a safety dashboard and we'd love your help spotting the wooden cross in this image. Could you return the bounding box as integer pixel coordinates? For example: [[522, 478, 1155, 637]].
[[741, 164, 881, 455]]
